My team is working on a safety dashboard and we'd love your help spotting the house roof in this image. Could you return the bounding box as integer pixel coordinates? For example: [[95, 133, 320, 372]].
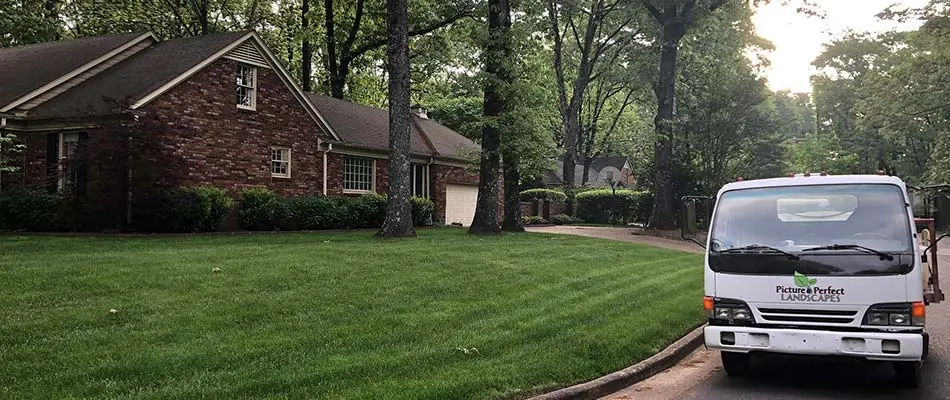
[[30, 31, 251, 117], [307, 94, 479, 161], [0, 31, 147, 110], [544, 155, 631, 186]]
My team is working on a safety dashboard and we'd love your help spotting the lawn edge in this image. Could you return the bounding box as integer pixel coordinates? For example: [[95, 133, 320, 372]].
[[527, 323, 706, 400]]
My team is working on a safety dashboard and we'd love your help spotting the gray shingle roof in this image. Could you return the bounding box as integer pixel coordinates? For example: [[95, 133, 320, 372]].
[[30, 31, 251, 117], [307, 93, 478, 160], [0, 31, 146, 109]]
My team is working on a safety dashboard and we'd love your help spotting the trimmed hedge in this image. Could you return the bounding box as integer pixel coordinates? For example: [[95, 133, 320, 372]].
[[519, 188, 567, 203], [575, 189, 652, 225], [521, 215, 549, 225], [0, 189, 63, 231], [134, 186, 233, 233], [238, 188, 435, 231], [551, 214, 581, 225]]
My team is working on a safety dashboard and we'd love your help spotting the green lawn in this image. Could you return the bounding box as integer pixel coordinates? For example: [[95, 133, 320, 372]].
[[0, 228, 704, 400]]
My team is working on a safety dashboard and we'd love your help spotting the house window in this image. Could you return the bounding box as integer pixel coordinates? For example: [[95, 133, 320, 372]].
[[58, 132, 80, 192], [343, 156, 375, 192], [271, 147, 290, 178], [411, 164, 429, 198], [236, 63, 256, 110]]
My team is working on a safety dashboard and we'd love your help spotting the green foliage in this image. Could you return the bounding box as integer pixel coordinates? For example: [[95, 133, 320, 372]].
[[286, 196, 341, 230], [411, 196, 435, 227], [0, 132, 25, 174], [785, 133, 861, 175], [521, 215, 549, 225], [575, 189, 652, 225], [518, 188, 567, 202], [0, 189, 63, 231], [239, 187, 283, 231], [550, 214, 579, 225], [134, 187, 233, 233]]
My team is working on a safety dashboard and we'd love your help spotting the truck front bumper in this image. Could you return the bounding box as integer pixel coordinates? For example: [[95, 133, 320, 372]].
[[705, 325, 925, 362]]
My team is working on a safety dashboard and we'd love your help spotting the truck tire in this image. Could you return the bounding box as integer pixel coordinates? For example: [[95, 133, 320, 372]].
[[721, 351, 751, 377], [894, 361, 921, 389]]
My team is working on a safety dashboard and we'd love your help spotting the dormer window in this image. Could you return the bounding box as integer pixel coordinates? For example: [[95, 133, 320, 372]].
[[236, 63, 256, 110]]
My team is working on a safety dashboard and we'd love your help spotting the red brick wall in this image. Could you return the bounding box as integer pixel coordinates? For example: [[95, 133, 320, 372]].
[[143, 57, 326, 198], [431, 164, 503, 224]]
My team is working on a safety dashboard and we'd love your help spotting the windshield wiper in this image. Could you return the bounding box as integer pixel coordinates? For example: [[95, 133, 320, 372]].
[[801, 244, 895, 261], [714, 245, 801, 261]]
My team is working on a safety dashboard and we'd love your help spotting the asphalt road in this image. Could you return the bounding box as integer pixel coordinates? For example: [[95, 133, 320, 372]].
[[604, 249, 950, 400]]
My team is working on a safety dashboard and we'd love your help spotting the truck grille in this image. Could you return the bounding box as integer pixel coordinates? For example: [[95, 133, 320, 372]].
[[756, 307, 858, 324]]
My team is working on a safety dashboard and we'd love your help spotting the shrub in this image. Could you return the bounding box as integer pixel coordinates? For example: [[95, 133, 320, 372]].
[[521, 215, 549, 225], [519, 188, 567, 203], [575, 189, 651, 225], [239, 187, 281, 230], [134, 186, 232, 233], [0, 189, 63, 231], [550, 214, 577, 225], [411, 196, 435, 227], [288, 196, 340, 230]]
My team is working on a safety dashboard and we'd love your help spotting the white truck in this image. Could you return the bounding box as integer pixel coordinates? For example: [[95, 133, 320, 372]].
[[680, 172, 945, 389]]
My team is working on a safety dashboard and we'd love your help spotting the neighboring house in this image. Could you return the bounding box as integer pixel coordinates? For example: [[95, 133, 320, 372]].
[[0, 31, 488, 230], [541, 156, 637, 189]]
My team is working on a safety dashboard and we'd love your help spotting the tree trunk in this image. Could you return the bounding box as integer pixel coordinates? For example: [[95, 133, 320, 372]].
[[501, 152, 524, 232], [301, 0, 312, 91], [468, 0, 511, 235], [330, 73, 346, 99], [649, 24, 680, 230], [581, 157, 592, 186], [375, 0, 415, 238]]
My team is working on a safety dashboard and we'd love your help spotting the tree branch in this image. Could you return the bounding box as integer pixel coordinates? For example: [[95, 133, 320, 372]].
[[350, 8, 473, 59], [340, 0, 365, 61], [640, 0, 663, 22], [324, 0, 338, 75]]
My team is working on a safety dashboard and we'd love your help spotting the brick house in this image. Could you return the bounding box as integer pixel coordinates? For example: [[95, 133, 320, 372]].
[[0, 31, 491, 230]]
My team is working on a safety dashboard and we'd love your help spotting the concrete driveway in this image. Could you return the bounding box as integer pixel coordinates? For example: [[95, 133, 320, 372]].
[[525, 225, 704, 254]]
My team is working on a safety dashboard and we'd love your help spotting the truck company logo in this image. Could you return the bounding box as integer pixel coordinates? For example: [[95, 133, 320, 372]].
[[775, 271, 846, 302]]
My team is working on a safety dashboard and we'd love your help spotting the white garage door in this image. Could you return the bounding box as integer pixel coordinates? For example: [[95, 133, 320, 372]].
[[445, 184, 479, 226]]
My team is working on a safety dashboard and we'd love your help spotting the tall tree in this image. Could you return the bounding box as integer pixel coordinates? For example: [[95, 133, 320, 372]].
[[375, 0, 415, 238], [469, 0, 514, 235], [640, 0, 727, 229], [302, 0, 313, 91], [546, 0, 640, 212]]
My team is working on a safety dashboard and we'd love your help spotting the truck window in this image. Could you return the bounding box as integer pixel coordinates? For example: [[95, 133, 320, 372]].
[[708, 184, 913, 276]]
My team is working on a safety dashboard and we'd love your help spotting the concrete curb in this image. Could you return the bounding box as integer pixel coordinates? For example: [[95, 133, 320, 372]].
[[528, 323, 706, 400]]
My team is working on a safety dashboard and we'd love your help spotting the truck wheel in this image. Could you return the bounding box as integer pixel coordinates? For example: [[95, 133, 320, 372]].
[[894, 361, 921, 389], [721, 351, 751, 377]]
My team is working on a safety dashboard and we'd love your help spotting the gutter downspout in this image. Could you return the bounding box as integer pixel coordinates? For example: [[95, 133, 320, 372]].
[[321, 139, 333, 196], [426, 156, 434, 199], [0, 117, 6, 192]]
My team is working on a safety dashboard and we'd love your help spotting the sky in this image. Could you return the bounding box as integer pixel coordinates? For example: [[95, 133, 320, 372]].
[[751, 0, 930, 93]]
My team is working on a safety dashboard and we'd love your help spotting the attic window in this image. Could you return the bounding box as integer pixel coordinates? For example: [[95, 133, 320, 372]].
[[236, 63, 256, 110]]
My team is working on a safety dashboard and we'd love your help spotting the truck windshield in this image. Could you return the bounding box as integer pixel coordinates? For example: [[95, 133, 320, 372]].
[[708, 183, 914, 275]]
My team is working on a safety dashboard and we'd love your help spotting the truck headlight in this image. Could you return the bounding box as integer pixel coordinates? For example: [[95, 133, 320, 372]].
[[708, 298, 754, 324], [889, 313, 910, 326], [864, 303, 924, 327], [715, 307, 732, 319], [732, 308, 752, 320]]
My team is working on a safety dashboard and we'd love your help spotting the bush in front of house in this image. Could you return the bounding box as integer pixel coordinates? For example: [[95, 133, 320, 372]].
[[411, 196, 435, 227], [239, 187, 283, 230], [134, 186, 232, 233], [519, 188, 568, 203], [0, 188, 63, 231], [550, 214, 581, 225], [521, 215, 549, 225], [575, 189, 651, 225]]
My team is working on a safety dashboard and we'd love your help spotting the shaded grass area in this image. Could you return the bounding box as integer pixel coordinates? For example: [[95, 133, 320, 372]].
[[0, 228, 704, 399]]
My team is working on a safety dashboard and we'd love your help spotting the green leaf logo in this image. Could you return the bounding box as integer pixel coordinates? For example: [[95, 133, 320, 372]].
[[793, 271, 815, 288]]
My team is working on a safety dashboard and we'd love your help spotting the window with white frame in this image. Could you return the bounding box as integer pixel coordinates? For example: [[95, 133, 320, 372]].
[[236, 63, 256, 109], [271, 147, 290, 178], [58, 132, 80, 192], [343, 156, 374, 192], [411, 163, 429, 198]]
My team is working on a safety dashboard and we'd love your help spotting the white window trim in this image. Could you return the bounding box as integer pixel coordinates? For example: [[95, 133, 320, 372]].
[[271, 147, 291, 178], [411, 163, 430, 199], [237, 64, 257, 111], [57, 132, 80, 192], [342, 156, 376, 194]]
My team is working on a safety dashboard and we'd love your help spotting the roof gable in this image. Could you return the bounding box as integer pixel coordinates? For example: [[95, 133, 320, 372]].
[[0, 31, 154, 112], [307, 93, 479, 161]]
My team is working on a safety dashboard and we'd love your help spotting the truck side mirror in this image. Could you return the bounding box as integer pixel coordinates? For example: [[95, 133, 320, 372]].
[[681, 199, 698, 239]]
